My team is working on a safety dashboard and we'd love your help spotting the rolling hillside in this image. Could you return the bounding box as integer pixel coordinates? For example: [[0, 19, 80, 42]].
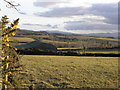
[[14, 29, 118, 48], [9, 29, 119, 55]]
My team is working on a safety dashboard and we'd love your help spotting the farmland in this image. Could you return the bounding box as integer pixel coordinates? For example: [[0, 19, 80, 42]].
[[14, 30, 118, 49], [10, 30, 119, 89], [10, 29, 119, 56], [57, 48, 119, 54], [20, 55, 118, 88]]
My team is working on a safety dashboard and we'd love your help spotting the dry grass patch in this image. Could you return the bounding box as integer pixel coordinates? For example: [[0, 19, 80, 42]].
[[21, 55, 118, 88]]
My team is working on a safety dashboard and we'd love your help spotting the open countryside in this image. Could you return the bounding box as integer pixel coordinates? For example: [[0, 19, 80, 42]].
[[1, 0, 119, 89], [10, 29, 119, 88]]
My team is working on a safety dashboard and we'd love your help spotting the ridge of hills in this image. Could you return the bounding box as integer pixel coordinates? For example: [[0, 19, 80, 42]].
[[11, 29, 118, 49], [17, 29, 119, 38], [8, 29, 119, 56]]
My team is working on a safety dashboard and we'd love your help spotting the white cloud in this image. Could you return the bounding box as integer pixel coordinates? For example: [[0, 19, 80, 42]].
[[33, 0, 119, 8], [33, 0, 91, 8], [1, 0, 118, 34]]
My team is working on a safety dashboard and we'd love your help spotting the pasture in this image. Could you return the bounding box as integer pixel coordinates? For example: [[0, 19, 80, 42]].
[[20, 55, 118, 88]]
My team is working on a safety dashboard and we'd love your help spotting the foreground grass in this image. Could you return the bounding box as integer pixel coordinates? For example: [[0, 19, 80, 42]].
[[21, 55, 118, 88]]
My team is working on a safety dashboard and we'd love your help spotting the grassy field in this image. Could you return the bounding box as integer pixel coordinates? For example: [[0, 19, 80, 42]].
[[10, 37, 35, 42], [85, 49, 118, 54], [9, 37, 35, 45], [90, 37, 118, 42], [57, 48, 119, 54], [20, 55, 118, 88]]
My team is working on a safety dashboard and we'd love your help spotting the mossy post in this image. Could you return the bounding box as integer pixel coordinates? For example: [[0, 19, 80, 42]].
[[0, 15, 21, 89]]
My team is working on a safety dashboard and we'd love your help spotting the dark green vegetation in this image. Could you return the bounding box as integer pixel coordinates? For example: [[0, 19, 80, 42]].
[[20, 55, 118, 88], [15, 41, 57, 54]]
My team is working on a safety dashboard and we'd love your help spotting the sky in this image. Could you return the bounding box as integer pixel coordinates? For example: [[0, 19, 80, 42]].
[[0, 0, 119, 34]]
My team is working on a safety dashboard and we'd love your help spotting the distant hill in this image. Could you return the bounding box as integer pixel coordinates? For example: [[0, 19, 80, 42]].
[[84, 32, 119, 38], [13, 29, 118, 49], [16, 29, 49, 35], [11, 29, 119, 55], [17, 29, 119, 38]]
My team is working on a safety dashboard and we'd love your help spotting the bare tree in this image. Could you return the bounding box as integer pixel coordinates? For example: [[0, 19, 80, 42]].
[[1, 0, 20, 11]]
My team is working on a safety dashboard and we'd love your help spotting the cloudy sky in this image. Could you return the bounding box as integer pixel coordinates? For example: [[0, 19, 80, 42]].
[[0, 0, 119, 34]]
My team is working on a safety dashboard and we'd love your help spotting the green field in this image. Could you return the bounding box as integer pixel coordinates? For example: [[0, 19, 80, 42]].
[[9, 37, 35, 45], [20, 55, 118, 88], [57, 48, 119, 54], [85, 49, 118, 54], [88, 37, 119, 41], [10, 37, 35, 42]]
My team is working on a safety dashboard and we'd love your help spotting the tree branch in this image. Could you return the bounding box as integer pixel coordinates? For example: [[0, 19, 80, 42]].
[[4, 0, 20, 11]]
